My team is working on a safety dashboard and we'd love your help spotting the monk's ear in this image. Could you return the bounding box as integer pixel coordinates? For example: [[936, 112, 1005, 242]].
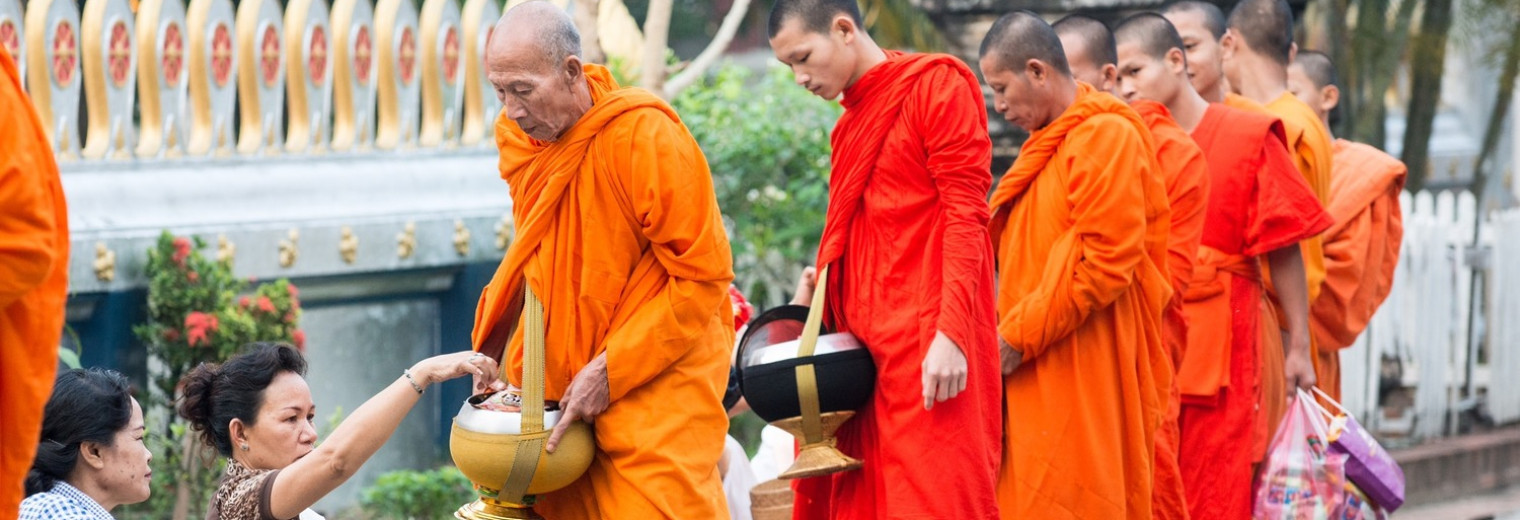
[[1219, 30, 1237, 58], [562, 54, 584, 83], [1101, 63, 1119, 91], [834, 14, 858, 44], [1166, 48, 1188, 75], [1288, 42, 1298, 63], [1321, 84, 1341, 113], [1026, 59, 1046, 83]]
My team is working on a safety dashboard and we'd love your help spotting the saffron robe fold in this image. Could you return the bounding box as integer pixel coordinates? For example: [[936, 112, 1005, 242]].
[[1309, 139, 1407, 402], [792, 51, 1002, 520], [1131, 99, 1209, 520], [989, 83, 1171, 520], [0, 50, 69, 519], [1178, 103, 1332, 520], [472, 65, 735, 519], [0, 49, 69, 520]]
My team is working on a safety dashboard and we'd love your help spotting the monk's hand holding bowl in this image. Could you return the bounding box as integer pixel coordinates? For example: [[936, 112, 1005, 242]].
[[922, 331, 969, 410], [546, 352, 610, 453], [999, 340, 1022, 376]]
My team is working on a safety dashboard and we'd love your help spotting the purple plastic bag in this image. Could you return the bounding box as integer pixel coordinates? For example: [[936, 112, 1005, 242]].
[[1313, 388, 1406, 512]]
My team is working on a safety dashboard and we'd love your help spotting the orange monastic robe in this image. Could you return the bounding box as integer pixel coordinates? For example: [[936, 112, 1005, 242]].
[[0, 51, 69, 518], [1309, 140, 1407, 402], [1132, 100, 1209, 520], [472, 65, 735, 519], [990, 83, 1171, 519], [792, 51, 1002, 520], [1178, 103, 1332, 520], [1224, 91, 1334, 453]]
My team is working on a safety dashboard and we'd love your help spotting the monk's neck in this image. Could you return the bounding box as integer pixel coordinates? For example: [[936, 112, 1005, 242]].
[[1168, 88, 1210, 133], [1197, 80, 1226, 104], [1232, 57, 1288, 105], [845, 42, 890, 91]]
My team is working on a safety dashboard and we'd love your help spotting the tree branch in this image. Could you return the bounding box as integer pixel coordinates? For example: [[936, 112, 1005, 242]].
[[662, 0, 753, 99], [639, 0, 673, 92], [574, 0, 604, 64]]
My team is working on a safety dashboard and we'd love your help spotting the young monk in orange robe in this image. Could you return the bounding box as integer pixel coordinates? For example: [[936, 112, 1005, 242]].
[[1115, 13, 1332, 519], [0, 50, 70, 518], [1288, 50, 1407, 402], [1166, 0, 1328, 455], [980, 12, 1172, 519], [1055, 15, 1203, 520], [768, 2, 1003, 518], [471, 5, 734, 518]]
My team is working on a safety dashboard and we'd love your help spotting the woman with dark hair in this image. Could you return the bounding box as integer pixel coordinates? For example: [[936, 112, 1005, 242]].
[[19, 369, 151, 519], [178, 342, 497, 520]]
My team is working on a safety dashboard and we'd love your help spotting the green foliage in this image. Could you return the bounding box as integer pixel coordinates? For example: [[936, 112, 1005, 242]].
[[672, 63, 840, 307], [359, 467, 477, 519]]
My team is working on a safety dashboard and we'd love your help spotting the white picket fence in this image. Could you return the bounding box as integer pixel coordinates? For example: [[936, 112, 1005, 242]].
[[1339, 190, 1520, 440]]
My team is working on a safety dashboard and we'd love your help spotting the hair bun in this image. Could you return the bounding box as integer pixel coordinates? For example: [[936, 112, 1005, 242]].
[[176, 362, 221, 447]]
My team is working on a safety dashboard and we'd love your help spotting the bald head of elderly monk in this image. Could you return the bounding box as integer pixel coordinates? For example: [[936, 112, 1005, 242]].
[[485, 1, 593, 142]]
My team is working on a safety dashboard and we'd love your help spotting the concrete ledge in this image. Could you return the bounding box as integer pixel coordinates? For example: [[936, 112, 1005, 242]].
[[1395, 426, 1520, 506]]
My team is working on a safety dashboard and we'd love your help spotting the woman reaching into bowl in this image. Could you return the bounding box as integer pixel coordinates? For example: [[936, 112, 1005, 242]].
[[178, 342, 499, 520]]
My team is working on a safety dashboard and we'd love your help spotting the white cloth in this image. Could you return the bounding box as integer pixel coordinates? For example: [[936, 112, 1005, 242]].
[[722, 434, 757, 520], [748, 425, 797, 483]]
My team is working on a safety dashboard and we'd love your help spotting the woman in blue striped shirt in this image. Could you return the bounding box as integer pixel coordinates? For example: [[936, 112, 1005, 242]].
[[19, 369, 152, 520]]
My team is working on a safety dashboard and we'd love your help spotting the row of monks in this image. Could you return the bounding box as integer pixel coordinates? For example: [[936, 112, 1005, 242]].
[[0, 0, 1408, 517], [471, 0, 1408, 517]]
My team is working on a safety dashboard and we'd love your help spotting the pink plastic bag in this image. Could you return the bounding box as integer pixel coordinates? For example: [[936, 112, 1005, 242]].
[[1254, 390, 1347, 519]]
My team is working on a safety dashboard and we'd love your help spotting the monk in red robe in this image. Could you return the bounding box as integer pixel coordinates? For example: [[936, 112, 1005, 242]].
[[1115, 13, 1333, 519], [1055, 15, 1204, 520], [472, 4, 734, 517], [767, 1, 1003, 518], [0, 50, 70, 518], [1288, 50, 1407, 402], [981, 12, 1172, 519]]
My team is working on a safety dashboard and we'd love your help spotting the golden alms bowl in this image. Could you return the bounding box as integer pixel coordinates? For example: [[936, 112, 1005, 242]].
[[449, 394, 595, 502]]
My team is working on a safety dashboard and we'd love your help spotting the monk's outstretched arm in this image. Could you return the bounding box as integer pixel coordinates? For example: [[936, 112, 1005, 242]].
[[999, 116, 1148, 361], [915, 66, 994, 354], [1266, 243, 1316, 392], [0, 91, 62, 307], [599, 111, 736, 401]]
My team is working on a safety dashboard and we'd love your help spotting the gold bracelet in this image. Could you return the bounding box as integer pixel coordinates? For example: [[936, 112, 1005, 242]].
[[403, 369, 425, 394]]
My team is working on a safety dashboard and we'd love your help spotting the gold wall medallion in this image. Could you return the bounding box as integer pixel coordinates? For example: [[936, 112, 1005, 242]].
[[81, 0, 138, 159], [452, 219, 470, 257], [279, 228, 300, 267], [396, 221, 417, 259], [493, 214, 512, 251], [339, 225, 359, 264], [93, 242, 117, 282], [235, 0, 284, 155], [216, 234, 236, 265]]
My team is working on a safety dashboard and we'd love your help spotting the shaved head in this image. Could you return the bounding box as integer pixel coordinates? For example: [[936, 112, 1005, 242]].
[[768, 0, 864, 38], [486, 1, 592, 142], [1293, 49, 1335, 89], [1163, 1, 1226, 40], [1115, 13, 1186, 62], [1053, 15, 1117, 68], [1227, 0, 1294, 66], [980, 11, 1071, 77], [491, 1, 580, 69]]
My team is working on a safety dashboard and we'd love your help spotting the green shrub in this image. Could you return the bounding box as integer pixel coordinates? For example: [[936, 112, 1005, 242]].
[[673, 63, 841, 308], [359, 466, 477, 519]]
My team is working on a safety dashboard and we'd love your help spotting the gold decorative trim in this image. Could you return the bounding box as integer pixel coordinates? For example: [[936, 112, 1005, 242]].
[[278, 228, 300, 267], [235, 0, 281, 155], [185, 0, 235, 156], [216, 234, 236, 265], [81, 0, 135, 159], [373, 0, 416, 150], [339, 225, 359, 264], [93, 242, 117, 282], [396, 221, 417, 259], [282, 0, 326, 153], [418, 0, 460, 148], [459, 0, 497, 147], [452, 219, 470, 257], [493, 214, 512, 251], [327, 0, 372, 152]]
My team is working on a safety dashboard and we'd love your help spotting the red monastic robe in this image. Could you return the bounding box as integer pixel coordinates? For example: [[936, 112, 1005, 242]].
[[791, 51, 1003, 520], [1178, 103, 1332, 520]]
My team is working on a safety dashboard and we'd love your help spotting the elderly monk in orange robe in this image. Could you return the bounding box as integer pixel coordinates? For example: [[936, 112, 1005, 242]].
[[1115, 13, 1332, 519], [1166, 0, 1328, 453], [1287, 50, 1407, 402], [768, 1, 1003, 518], [1055, 15, 1204, 520], [980, 12, 1172, 519], [471, 3, 735, 518], [0, 50, 70, 518]]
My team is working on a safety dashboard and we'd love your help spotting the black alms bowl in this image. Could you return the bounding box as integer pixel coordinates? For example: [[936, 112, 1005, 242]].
[[736, 305, 876, 424]]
